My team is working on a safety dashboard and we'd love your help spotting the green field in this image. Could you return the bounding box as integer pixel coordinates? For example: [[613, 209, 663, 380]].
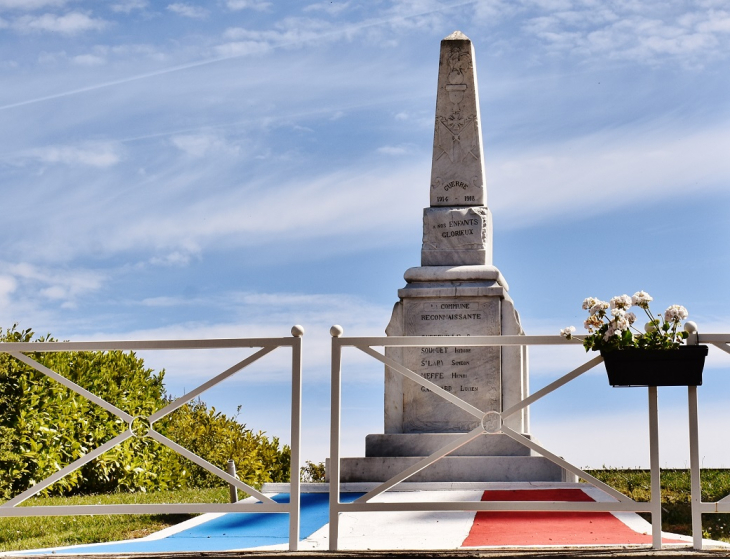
[[4, 470, 730, 552], [588, 468, 730, 541]]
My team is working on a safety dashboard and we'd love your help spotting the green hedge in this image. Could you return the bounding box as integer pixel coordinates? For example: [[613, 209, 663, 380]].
[[0, 325, 290, 500]]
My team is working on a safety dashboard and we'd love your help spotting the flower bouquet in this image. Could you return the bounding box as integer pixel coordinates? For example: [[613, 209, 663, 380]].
[[560, 291, 707, 387]]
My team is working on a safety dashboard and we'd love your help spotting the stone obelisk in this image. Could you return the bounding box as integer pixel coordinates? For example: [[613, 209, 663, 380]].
[[336, 32, 565, 482]]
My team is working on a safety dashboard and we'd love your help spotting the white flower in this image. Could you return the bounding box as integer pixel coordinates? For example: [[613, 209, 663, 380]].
[[560, 326, 576, 339], [584, 315, 602, 331], [582, 297, 599, 310], [611, 308, 626, 318], [626, 312, 637, 325], [604, 325, 618, 341], [632, 291, 653, 309], [589, 301, 609, 316], [610, 294, 632, 310], [613, 315, 630, 332], [664, 304, 688, 323]]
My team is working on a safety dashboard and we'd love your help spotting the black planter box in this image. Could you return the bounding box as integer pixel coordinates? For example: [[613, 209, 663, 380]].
[[602, 345, 709, 387]]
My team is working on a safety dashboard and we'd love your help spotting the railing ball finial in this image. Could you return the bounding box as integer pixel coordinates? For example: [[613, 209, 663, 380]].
[[684, 321, 698, 334], [330, 325, 344, 337], [291, 325, 305, 337]]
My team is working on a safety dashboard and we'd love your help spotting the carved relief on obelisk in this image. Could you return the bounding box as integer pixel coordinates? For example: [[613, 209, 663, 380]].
[[430, 31, 486, 208]]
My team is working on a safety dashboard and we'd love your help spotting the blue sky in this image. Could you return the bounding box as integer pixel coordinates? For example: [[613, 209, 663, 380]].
[[1, 0, 729, 470]]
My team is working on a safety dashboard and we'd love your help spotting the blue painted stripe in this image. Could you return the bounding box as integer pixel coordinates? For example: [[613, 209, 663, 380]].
[[24, 493, 363, 554]]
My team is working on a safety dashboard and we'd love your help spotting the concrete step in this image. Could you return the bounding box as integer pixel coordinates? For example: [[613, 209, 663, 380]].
[[365, 433, 534, 457], [332, 456, 569, 483]]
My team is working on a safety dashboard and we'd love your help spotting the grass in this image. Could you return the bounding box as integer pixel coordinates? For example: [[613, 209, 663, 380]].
[[587, 468, 730, 541], [0, 487, 231, 552]]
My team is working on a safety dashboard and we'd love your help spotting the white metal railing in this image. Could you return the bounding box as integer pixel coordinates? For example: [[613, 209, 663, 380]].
[[0, 327, 304, 551], [328, 326, 712, 551], [689, 332, 730, 550]]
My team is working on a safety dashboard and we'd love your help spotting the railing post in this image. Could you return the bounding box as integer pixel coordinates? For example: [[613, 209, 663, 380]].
[[227, 460, 238, 503], [648, 385, 662, 549], [289, 325, 304, 551], [688, 385, 703, 550], [329, 325, 344, 551]]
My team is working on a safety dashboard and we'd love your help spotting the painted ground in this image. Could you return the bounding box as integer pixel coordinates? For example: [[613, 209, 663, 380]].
[[11, 484, 725, 554]]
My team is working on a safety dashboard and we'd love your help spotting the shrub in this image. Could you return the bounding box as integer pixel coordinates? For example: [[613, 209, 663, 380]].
[[300, 461, 326, 483], [0, 325, 290, 499]]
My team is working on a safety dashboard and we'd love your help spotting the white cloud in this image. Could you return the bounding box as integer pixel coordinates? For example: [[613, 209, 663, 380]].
[[697, 10, 730, 33], [225, 0, 271, 11], [213, 40, 271, 57], [170, 133, 240, 158], [149, 251, 198, 267], [37, 50, 66, 63], [111, 0, 148, 13], [0, 0, 66, 10], [221, 17, 338, 47], [2, 262, 105, 310], [0, 275, 17, 307], [376, 145, 411, 156], [13, 11, 107, 34], [303, 1, 351, 16], [517, 4, 730, 65], [25, 142, 123, 167], [72, 53, 106, 66], [167, 3, 208, 19], [488, 123, 730, 229]]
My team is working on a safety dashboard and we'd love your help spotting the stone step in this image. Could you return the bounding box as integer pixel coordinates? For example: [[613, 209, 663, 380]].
[[332, 456, 570, 483], [365, 433, 534, 457]]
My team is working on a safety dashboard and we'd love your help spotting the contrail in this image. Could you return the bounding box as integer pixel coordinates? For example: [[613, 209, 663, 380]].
[[0, 0, 478, 112]]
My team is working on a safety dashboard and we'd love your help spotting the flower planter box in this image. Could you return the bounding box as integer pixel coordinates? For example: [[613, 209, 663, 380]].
[[602, 345, 708, 387]]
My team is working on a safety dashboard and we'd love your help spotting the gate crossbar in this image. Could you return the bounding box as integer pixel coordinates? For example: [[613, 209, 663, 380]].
[[0, 332, 304, 551], [330, 331, 662, 551]]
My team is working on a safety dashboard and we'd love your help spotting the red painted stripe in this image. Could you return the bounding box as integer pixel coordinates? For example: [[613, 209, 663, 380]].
[[461, 489, 683, 547]]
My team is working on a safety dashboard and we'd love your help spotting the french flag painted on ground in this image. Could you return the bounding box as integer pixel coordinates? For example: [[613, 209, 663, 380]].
[[15, 488, 691, 555]]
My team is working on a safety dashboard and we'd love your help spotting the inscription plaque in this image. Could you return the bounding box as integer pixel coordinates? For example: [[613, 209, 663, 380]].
[[401, 297, 501, 432]]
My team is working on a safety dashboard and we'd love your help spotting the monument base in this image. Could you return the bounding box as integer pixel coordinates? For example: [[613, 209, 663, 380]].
[[331, 456, 569, 483], [334, 433, 574, 483]]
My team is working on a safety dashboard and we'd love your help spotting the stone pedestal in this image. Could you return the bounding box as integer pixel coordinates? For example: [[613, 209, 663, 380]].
[[384, 266, 528, 435], [335, 265, 546, 483]]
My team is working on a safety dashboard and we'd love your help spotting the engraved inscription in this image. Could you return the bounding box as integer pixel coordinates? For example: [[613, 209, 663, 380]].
[[422, 207, 488, 252], [402, 298, 501, 432], [444, 180, 469, 191]]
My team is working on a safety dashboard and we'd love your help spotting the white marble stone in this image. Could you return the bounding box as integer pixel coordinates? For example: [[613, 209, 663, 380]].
[[404, 265, 507, 288], [332, 456, 566, 483], [401, 297, 501, 432], [430, 31, 486, 208], [421, 207, 492, 266], [501, 297, 529, 432], [365, 433, 534, 457]]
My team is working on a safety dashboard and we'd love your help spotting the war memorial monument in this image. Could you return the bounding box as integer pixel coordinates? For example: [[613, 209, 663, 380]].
[[336, 32, 567, 483]]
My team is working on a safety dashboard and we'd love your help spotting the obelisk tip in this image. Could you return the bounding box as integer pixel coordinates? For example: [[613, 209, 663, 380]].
[[443, 30, 470, 41]]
